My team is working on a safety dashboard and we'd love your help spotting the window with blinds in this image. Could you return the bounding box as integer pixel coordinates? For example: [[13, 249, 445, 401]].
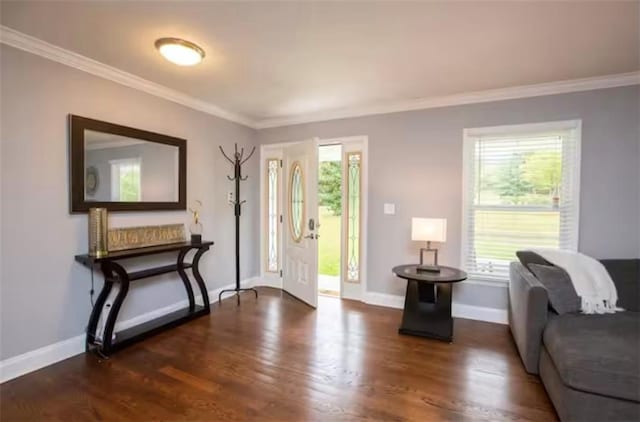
[[462, 121, 581, 282]]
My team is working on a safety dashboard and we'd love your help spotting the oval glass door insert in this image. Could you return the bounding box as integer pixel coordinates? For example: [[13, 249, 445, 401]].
[[289, 162, 304, 242]]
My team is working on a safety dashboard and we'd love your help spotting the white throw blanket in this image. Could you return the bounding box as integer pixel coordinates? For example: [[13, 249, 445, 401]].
[[532, 249, 622, 314]]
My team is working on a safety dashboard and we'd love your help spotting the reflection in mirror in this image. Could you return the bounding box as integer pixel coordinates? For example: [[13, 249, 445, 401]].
[[84, 130, 179, 203]]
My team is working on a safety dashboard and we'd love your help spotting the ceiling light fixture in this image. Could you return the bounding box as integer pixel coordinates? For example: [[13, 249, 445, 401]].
[[155, 38, 205, 66]]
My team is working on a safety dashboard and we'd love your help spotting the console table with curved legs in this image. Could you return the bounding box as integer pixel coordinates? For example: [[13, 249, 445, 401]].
[[75, 241, 213, 356]]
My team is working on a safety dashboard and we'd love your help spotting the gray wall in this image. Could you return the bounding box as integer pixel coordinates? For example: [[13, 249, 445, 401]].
[[0, 45, 260, 360], [258, 86, 640, 309]]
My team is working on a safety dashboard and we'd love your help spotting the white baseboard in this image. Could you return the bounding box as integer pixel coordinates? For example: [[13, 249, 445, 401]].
[[0, 279, 250, 384], [113, 281, 237, 332], [251, 276, 282, 289], [0, 334, 86, 384], [452, 302, 508, 325], [363, 292, 508, 325], [363, 292, 405, 309]]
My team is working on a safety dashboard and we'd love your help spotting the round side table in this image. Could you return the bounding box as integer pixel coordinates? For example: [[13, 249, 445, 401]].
[[392, 265, 467, 342]]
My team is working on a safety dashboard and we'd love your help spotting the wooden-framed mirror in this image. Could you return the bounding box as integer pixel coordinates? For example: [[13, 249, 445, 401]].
[[69, 115, 186, 212]]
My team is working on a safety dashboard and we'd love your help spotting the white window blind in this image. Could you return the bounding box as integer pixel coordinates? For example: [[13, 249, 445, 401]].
[[462, 121, 581, 283]]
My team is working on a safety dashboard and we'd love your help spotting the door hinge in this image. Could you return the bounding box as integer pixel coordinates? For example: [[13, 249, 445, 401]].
[[279, 269, 283, 277], [280, 159, 283, 168], [280, 215, 283, 223]]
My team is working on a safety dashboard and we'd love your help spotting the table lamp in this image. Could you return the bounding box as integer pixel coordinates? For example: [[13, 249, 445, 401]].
[[411, 217, 447, 272]]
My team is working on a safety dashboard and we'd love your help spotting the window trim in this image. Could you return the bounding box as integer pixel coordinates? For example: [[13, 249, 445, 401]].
[[461, 120, 582, 285], [343, 151, 362, 284], [264, 157, 281, 273]]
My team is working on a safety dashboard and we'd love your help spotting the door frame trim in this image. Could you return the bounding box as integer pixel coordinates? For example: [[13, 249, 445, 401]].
[[317, 136, 368, 301], [259, 136, 369, 301]]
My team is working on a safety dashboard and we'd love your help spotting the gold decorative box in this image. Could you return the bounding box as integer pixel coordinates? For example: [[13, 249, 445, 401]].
[[108, 224, 186, 252]]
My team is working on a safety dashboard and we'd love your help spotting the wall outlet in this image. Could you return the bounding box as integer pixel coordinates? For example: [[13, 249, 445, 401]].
[[227, 191, 234, 204], [384, 203, 396, 215]]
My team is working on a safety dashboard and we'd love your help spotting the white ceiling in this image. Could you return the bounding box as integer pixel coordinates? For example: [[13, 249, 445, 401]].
[[1, 1, 638, 125]]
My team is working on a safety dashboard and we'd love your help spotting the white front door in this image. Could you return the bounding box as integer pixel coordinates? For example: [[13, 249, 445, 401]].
[[282, 139, 318, 307]]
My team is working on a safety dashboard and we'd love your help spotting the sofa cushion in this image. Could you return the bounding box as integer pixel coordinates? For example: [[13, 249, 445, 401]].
[[601, 259, 640, 311], [529, 263, 581, 315], [543, 312, 640, 402]]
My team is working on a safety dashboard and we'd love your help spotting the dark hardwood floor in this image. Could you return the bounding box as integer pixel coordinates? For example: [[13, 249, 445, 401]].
[[0, 288, 557, 421]]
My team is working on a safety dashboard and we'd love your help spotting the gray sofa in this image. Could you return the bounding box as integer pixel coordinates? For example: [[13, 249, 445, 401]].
[[509, 259, 640, 421]]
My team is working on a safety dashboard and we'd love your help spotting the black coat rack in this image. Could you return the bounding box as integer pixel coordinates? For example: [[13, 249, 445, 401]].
[[218, 143, 258, 305]]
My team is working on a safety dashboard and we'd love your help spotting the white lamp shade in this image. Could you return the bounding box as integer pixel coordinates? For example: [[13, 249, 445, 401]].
[[411, 218, 447, 242]]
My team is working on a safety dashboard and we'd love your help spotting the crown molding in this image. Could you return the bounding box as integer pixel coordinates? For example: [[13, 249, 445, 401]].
[[2, 25, 638, 131], [255, 71, 640, 129], [0, 25, 257, 128]]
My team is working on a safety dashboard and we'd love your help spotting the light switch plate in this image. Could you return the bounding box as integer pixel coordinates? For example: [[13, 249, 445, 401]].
[[384, 203, 396, 215]]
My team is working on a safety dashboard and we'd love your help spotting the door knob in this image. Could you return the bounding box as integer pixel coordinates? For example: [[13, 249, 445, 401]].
[[304, 234, 315, 239]]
